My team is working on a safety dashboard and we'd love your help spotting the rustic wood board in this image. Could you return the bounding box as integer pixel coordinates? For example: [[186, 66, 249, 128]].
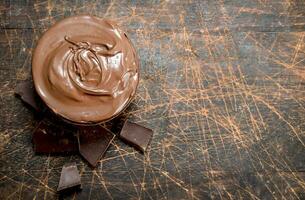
[[1, 0, 305, 199]]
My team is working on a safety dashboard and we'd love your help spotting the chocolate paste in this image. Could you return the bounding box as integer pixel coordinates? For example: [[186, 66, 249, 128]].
[[32, 16, 139, 123]]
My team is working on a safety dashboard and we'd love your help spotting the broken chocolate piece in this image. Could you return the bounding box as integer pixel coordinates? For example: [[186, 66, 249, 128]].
[[119, 121, 153, 153], [32, 121, 78, 153], [15, 81, 42, 112], [57, 163, 81, 192], [77, 126, 114, 167]]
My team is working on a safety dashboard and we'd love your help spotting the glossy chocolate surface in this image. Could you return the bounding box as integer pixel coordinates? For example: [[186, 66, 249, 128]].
[[32, 120, 78, 153], [15, 81, 42, 112], [32, 16, 139, 123], [77, 126, 114, 167], [120, 121, 153, 153], [57, 163, 81, 192]]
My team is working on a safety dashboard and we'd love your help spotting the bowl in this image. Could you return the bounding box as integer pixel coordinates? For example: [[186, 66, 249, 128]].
[[32, 15, 139, 124]]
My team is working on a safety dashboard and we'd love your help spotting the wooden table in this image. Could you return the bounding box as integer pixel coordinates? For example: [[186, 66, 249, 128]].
[[1, 0, 305, 199]]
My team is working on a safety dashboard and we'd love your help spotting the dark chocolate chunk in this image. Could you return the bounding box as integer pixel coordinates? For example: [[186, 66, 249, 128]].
[[15, 81, 42, 112], [119, 121, 153, 153], [57, 163, 81, 192], [32, 121, 78, 153], [77, 126, 114, 167]]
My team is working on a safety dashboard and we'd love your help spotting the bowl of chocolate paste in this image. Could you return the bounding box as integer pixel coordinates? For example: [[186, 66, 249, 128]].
[[32, 15, 139, 124]]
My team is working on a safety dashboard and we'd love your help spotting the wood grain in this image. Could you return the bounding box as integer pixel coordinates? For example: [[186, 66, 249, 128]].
[[0, 0, 305, 199]]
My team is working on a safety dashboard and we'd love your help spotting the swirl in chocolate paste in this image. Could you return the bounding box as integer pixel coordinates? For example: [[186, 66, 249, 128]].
[[48, 35, 136, 100], [64, 36, 115, 96], [32, 16, 139, 123]]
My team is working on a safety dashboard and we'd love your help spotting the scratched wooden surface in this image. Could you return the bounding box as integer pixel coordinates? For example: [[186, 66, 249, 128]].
[[1, 0, 305, 199]]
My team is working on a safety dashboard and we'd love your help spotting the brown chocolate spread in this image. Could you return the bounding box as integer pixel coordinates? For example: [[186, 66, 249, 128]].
[[32, 16, 139, 123]]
